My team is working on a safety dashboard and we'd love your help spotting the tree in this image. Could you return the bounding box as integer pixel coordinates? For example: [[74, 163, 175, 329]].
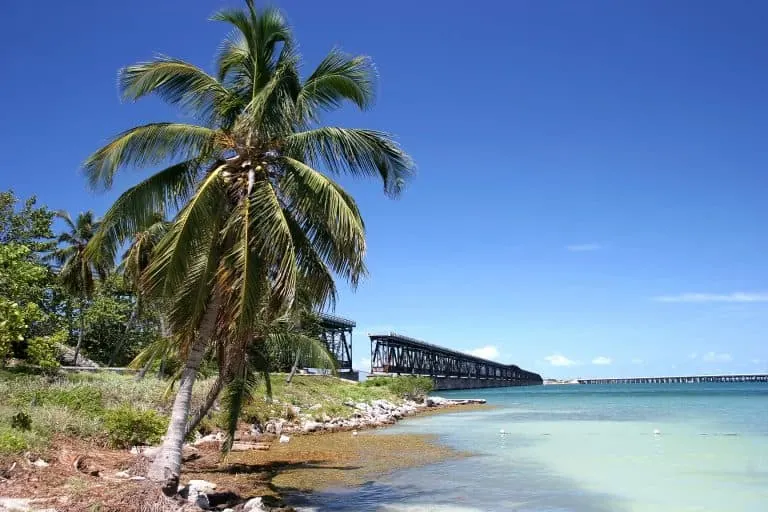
[[185, 303, 337, 447], [48, 211, 111, 364], [108, 213, 170, 366], [0, 190, 55, 254], [0, 192, 64, 367], [84, 0, 413, 489]]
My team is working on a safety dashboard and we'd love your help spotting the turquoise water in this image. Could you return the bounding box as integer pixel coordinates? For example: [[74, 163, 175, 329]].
[[291, 383, 768, 511]]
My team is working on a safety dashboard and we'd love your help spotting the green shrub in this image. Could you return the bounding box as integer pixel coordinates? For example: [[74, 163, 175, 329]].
[[363, 376, 434, 400], [0, 428, 28, 453], [11, 411, 31, 431], [0, 424, 47, 454], [26, 330, 65, 370], [103, 406, 167, 448]]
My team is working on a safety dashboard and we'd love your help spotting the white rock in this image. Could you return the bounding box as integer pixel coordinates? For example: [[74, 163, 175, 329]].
[[243, 497, 268, 511], [426, 396, 447, 407], [32, 458, 49, 467], [0, 498, 31, 511], [115, 470, 131, 479], [130, 445, 160, 459], [352, 431, 358, 437], [308, 404, 322, 411], [193, 432, 224, 446], [279, 435, 290, 443], [186, 479, 217, 509], [129, 475, 146, 481], [188, 479, 217, 493]]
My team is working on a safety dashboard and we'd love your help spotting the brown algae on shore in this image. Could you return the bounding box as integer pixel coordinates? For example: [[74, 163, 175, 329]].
[[185, 430, 469, 496]]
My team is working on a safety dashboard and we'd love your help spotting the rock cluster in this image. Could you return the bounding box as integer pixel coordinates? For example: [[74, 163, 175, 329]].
[[260, 398, 425, 436]]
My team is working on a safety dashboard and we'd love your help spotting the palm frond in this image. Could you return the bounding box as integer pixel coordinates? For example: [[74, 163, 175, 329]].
[[87, 159, 201, 263], [220, 370, 259, 454], [119, 57, 238, 125], [297, 49, 376, 123], [244, 176, 297, 308], [267, 332, 337, 371], [54, 210, 76, 231], [83, 123, 221, 190], [144, 165, 226, 300], [286, 127, 414, 197]]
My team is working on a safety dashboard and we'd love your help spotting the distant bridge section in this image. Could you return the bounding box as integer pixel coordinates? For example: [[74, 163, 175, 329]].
[[579, 374, 768, 385], [369, 333, 542, 390], [318, 313, 355, 376]]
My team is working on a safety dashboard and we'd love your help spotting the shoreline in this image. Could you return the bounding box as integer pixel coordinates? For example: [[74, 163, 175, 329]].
[[0, 397, 488, 512]]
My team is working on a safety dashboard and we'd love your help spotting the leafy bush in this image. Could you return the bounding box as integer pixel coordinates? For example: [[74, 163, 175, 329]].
[[0, 423, 47, 455], [363, 376, 434, 400], [11, 411, 31, 430], [26, 330, 65, 369], [0, 427, 28, 453], [103, 406, 167, 448]]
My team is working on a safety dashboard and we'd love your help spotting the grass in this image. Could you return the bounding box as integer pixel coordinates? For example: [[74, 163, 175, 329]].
[[240, 374, 425, 424], [0, 369, 216, 456], [0, 369, 432, 456]]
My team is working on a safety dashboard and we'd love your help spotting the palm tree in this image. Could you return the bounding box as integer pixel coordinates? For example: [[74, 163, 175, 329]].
[[108, 213, 169, 366], [48, 210, 110, 365], [84, 1, 413, 489], [184, 302, 337, 448]]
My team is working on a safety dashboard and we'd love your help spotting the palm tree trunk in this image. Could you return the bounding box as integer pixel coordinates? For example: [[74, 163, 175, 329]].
[[147, 296, 220, 491], [73, 300, 85, 366], [184, 374, 225, 438], [135, 354, 155, 381], [108, 307, 137, 367], [286, 349, 302, 384]]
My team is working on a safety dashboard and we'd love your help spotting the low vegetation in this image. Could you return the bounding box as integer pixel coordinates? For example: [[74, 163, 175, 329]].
[[0, 370, 212, 456], [0, 370, 433, 457], [362, 375, 434, 400]]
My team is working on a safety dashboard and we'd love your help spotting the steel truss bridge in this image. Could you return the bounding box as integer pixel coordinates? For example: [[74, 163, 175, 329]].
[[369, 333, 543, 386], [318, 313, 355, 371], [579, 374, 768, 385]]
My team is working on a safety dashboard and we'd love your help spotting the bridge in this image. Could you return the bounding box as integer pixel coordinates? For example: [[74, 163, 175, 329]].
[[579, 374, 768, 385], [369, 332, 543, 390], [318, 313, 356, 377]]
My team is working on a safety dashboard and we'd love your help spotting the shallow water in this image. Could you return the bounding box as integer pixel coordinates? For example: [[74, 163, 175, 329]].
[[290, 383, 768, 511]]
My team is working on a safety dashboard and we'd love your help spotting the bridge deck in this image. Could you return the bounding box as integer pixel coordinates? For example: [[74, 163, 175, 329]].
[[370, 332, 542, 385], [579, 374, 768, 384]]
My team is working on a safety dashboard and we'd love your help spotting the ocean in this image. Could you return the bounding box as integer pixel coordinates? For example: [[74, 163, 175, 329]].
[[291, 382, 768, 511]]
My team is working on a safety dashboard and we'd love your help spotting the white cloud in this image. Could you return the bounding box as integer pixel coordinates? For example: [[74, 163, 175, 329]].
[[545, 354, 579, 367], [466, 345, 500, 360], [631, 358, 644, 364], [702, 351, 732, 363], [654, 292, 768, 303], [591, 356, 612, 365], [566, 243, 602, 252], [689, 352, 698, 360], [752, 358, 762, 365]]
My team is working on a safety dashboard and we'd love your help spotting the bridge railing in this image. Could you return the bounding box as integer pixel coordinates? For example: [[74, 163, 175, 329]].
[[369, 333, 542, 384]]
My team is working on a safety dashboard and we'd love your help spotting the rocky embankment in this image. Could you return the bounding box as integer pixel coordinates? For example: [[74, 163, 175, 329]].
[[191, 396, 487, 449]]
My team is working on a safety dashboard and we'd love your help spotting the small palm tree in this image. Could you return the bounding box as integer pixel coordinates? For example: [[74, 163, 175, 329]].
[[107, 213, 169, 367], [85, 1, 413, 487], [48, 210, 110, 364], [185, 303, 337, 448]]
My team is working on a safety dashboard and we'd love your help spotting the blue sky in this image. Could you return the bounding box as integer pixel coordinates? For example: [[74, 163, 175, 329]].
[[2, 0, 767, 379]]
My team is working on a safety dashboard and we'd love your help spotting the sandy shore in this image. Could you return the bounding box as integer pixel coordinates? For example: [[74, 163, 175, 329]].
[[0, 403, 488, 511]]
